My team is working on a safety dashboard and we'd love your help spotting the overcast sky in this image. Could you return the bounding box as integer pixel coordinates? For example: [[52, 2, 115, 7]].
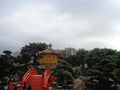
[[0, 0, 120, 53]]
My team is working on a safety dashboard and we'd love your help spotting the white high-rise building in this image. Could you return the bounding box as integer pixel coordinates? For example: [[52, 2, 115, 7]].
[[64, 47, 77, 56]]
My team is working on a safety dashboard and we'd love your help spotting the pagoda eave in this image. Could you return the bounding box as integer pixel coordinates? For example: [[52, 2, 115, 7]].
[[38, 51, 61, 56], [39, 52, 60, 55]]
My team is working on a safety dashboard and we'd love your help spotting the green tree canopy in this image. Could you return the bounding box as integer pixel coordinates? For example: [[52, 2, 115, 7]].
[[3, 50, 12, 56], [52, 60, 74, 88], [20, 42, 47, 55], [0, 50, 19, 85], [20, 42, 48, 66]]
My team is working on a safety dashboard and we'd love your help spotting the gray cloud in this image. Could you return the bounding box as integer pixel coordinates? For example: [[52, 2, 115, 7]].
[[0, 0, 120, 53]]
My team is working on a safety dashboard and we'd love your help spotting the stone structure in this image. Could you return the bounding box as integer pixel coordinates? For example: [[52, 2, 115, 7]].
[[74, 79, 85, 90]]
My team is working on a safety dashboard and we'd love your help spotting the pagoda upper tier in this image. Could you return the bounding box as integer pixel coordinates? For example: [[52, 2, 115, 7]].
[[38, 44, 61, 55]]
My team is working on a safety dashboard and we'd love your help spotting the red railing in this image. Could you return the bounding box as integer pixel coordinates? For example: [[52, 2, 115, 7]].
[[8, 68, 57, 90]]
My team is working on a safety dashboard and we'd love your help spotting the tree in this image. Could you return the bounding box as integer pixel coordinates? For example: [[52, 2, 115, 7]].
[[75, 49, 89, 66], [52, 60, 74, 89], [72, 66, 81, 78], [0, 50, 19, 86], [20, 42, 48, 66], [64, 49, 89, 67], [112, 69, 120, 84], [86, 48, 117, 68], [88, 59, 116, 90], [3, 50, 12, 56], [20, 42, 47, 55]]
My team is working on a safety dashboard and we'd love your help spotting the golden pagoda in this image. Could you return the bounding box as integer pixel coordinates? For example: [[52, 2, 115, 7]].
[[38, 44, 61, 69]]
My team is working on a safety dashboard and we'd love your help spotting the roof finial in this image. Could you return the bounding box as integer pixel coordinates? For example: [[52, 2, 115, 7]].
[[48, 43, 52, 49]]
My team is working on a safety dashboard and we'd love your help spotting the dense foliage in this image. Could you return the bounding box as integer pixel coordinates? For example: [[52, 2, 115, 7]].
[[0, 42, 48, 87], [1, 42, 120, 90], [64, 48, 120, 90], [52, 60, 74, 88]]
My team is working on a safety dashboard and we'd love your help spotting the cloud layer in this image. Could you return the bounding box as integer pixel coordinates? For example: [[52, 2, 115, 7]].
[[0, 0, 120, 53]]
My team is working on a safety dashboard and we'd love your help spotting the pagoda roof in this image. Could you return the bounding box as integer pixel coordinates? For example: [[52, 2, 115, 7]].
[[38, 44, 61, 55]]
